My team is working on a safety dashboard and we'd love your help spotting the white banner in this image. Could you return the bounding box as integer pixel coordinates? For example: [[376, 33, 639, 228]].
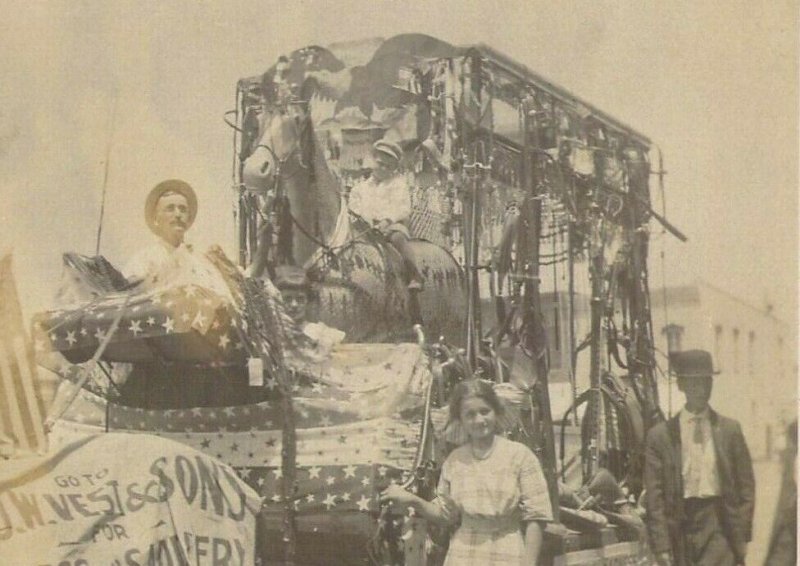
[[0, 433, 261, 566]]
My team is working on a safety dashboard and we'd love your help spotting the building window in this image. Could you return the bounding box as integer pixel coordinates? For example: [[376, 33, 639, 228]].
[[714, 325, 723, 372], [662, 324, 684, 353], [732, 328, 740, 374], [748, 331, 755, 378]]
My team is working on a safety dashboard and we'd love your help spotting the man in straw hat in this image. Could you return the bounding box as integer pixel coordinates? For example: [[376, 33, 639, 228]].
[[644, 350, 754, 566], [348, 138, 424, 290], [123, 179, 231, 298]]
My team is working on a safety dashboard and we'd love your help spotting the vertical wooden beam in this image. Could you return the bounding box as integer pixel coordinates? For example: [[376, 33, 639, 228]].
[[521, 93, 560, 519], [280, 378, 297, 566], [463, 53, 483, 369], [586, 245, 605, 481]]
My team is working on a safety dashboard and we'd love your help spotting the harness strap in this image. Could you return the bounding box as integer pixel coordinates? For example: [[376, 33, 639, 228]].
[[289, 211, 331, 250]]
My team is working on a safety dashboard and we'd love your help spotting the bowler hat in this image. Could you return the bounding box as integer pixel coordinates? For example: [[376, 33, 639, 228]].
[[372, 139, 403, 163], [273, 264, 311, 291], [669, 349, 719, 378], [145, 179, 198, 234]]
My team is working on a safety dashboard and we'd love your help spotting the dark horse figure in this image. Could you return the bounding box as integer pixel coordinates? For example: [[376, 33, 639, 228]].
[[242, 102, 466, 343]]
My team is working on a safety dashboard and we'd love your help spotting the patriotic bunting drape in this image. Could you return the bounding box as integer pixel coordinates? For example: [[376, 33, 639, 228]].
[[48, 342, 432, 520]]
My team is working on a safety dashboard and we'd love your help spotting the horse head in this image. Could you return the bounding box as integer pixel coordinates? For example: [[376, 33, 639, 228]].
[[242, 101, 326, 266], [242, 104, 308, 187]]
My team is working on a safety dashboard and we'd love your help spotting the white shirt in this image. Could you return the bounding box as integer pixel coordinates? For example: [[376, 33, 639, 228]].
[[679, 407, 721, 498], [284, 321, 346, 374], [123, 238, 233, 300], [303, 322, 345, 356], [348, 173, 411, 225]]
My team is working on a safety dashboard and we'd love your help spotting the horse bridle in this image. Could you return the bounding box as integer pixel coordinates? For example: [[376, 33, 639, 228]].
[[250, 110, 337, 262], [249, 108, 313, 211]]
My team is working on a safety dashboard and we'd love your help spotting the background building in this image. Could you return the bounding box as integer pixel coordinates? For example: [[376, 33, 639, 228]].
[[484, 273, 796, 463], [649, 280, 796, 459]]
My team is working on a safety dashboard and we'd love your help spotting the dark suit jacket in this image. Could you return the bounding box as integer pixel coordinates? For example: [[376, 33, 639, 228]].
[[644, 409, 755, 564]]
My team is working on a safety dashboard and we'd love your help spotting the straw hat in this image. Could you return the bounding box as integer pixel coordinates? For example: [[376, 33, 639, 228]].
[[144, 179, 197, 234]]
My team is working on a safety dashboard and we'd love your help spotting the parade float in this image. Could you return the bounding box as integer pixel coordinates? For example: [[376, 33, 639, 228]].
[[15, 33, 687, 565]]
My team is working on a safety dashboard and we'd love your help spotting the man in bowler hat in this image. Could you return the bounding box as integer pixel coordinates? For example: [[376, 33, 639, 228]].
[[644, 350, 755, 565]]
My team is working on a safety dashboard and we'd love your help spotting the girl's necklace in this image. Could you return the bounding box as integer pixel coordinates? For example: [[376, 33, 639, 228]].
[[470, 436, 497, 461]]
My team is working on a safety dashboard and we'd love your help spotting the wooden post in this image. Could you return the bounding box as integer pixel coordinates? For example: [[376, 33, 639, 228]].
[[567, 220, 579, 426], [243, 276, 298, 565], [463, 52, 483, 370], [279, 371, 298, 566], [270, 312, 297, 565], [586, 245, 606, 481], [520, 94, 560, 519]]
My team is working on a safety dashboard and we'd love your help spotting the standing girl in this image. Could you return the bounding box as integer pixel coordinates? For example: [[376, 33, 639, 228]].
[[381, 379, 553, 565]]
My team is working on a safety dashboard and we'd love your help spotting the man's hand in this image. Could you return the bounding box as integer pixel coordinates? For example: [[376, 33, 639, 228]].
[[376, 218, 392, 231], [654, 551, 673, 566]]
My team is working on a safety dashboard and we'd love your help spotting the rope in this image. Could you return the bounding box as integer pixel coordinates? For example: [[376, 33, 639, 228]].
[[289, 211, 331, 251], [403, 341, 435, 490], [95, 96, 117, 256], [44, 292, 131, 430], [299, 211, 383, 276], [656, 146, 672, 417], [223, 109, 243, 132]]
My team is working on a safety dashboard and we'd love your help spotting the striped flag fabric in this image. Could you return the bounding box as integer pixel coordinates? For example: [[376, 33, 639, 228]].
[[48, 343, 432, 513], [0, 254, 48, 455]]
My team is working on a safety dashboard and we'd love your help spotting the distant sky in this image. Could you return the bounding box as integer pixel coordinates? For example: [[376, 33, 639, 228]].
[[1, 0, 796, 336]]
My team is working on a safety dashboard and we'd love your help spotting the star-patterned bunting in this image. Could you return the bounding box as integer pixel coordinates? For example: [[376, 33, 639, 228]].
[[32, 283, 247, 364], [234, 463, 405, 515]]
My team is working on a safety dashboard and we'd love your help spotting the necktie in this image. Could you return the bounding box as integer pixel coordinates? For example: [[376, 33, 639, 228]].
[[687, 416, 704, 495], [692, 416, 703, 444]]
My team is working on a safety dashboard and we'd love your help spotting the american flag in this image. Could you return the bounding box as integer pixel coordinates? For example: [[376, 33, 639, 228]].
[[0, 254, 48, 455], [36, 249, 432, 559], [33, 282, 246, 364], [31, 247, 284, 368], [49, 342, 432, 518]]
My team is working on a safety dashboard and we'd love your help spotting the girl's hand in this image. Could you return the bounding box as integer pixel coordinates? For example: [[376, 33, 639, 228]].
[[380, 484, 414, 506], [437, 494, 460, 524]]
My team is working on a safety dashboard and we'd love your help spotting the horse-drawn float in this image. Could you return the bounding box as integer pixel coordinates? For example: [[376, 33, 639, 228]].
[[23, 33, 685, 565]]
